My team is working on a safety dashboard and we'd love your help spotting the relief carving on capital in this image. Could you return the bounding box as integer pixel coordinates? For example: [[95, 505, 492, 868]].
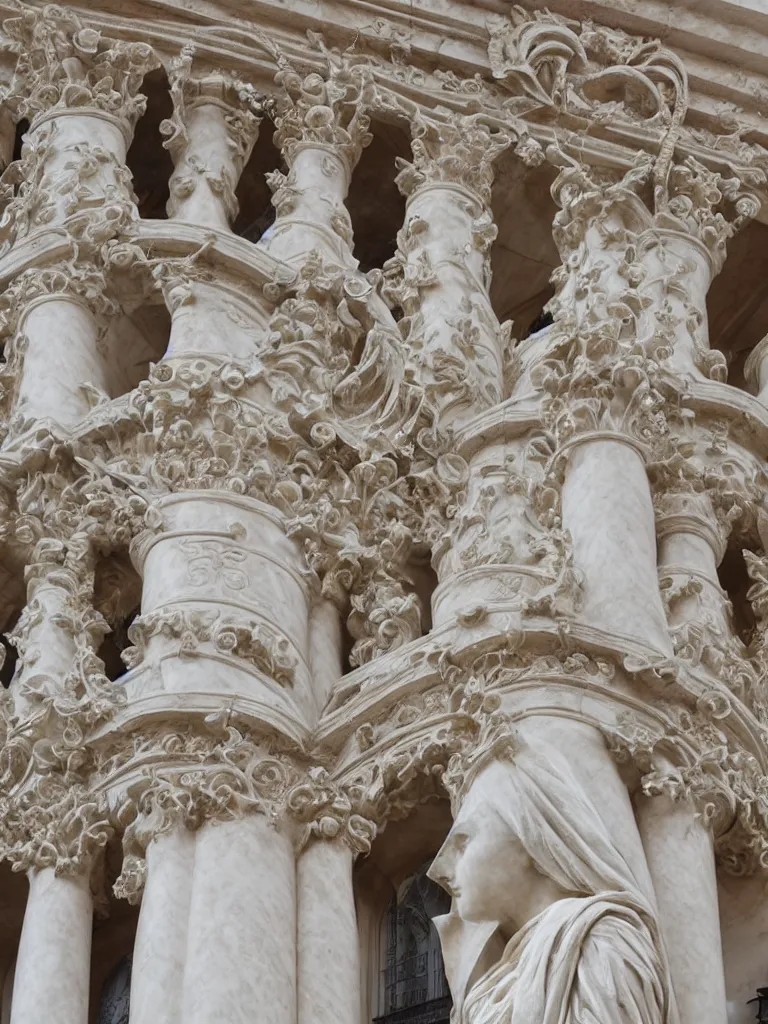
[[106, 724, 300, 902], [487, 6, 689, 135]]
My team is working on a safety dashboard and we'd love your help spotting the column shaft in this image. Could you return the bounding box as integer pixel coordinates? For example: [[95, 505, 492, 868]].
[[181, 817, 296, 1024], [15, 297, 109, 426], [297, 841, 359, 1024], [11, 869, 92, 1024], [308, 599, 344, 716], [562, 438, 671, 651], [636, 792, 727, 1024], [129, 829, 195, 1024], [169, 103, 237, 230]]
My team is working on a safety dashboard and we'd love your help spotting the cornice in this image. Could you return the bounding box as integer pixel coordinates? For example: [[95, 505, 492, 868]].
[[10, 0, 768, 150]]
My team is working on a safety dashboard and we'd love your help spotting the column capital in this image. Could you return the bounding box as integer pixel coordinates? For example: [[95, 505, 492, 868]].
[[654, 490, 729, 563], [112, 723, 301, 903], [396, 111, 511, 209], [267, 54, 373, 177], [0, 772, 112, 877], [3, 3, 159, 134], [0, 256, 119, 336], [286, 766, 377, 855], [605, 713, 768, 875]]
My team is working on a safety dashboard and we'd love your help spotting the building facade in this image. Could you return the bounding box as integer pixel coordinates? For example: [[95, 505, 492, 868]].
[[0, 0, 766, 1022]]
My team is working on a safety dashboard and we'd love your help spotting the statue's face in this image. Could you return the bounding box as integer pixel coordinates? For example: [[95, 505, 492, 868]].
[[429, 798, 531, 927]]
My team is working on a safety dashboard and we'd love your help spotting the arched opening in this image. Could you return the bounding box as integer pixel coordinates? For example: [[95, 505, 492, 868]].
[[406, 556, 438, 637], [708, 219, 768, 392], [489, 151, 559, 333], [127, 66, 174, 221], [374, 861, 451, 1024], [94, 955, 131, 1024], [232, 115, 281, 244], [356, 801, 453, 1024], [347, 120, 410, 273]]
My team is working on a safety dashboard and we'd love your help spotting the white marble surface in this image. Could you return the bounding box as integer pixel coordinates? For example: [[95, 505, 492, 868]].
[[181, 817, 296, 1024], [636, 791, 727, 1024], [719, 870, 768, 1024], [129, 829, 194, 1024], [10, 869, 92, 1024], [297, 841, 359, 1024]]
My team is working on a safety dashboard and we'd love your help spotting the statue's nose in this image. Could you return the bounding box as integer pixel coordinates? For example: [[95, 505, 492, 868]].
[[427, 853, 454, 895]]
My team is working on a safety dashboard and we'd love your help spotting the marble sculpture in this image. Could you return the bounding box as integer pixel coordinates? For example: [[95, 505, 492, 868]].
[[0, 1, 765, 1023]]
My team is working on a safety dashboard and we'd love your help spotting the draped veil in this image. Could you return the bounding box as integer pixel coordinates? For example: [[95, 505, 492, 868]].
[[432, 744, 679, 1024]]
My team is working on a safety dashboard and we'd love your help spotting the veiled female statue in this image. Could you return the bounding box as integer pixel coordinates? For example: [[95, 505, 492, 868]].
[[428, 734, 678, 1024]]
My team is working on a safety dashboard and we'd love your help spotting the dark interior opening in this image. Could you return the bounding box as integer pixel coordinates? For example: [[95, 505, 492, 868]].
[[232, 115, 281, 243], [0, 608, 20, 689], [708, 220, 768, 390], [127, 66, 174, 220], [718, 545, 758, 646], [347, 120, 410, 273], [11, 118, 28, 164], [93, 551, 142, 682]]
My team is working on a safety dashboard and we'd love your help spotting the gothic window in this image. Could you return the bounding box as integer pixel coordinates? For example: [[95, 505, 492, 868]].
[[374, 860, 451, 1024], [97, 955, 131, 1024]]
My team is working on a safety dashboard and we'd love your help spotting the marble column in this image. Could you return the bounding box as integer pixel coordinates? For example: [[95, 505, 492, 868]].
[[129, 830, 195, 1024], [547, 178, 673, 652], [10, 868, 92, 1024], [297, 839, 360, 1024], [5, 271, 115, 429], [656, 493, 730, 636], [181, 816, 296, 1024], [392, 114, 508, 428], [127, 490, 314, 733], [562, 435, 672, 651], [5, 9, 157, 239], [163, 51, 262, 231], [636, 788, 727, 1024], [639, 229, 719, 381], [9, 540, 105, 725], [308, 599, 344, 716], [260, 64, 371, 266]]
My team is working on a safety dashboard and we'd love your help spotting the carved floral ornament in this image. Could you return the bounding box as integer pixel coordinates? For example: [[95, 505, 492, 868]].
[[321, 648, 768, 875], [0, 0, 766, 919]]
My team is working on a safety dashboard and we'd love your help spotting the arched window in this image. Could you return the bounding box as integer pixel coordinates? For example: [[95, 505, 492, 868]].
[[374, 860, 451, 1024]]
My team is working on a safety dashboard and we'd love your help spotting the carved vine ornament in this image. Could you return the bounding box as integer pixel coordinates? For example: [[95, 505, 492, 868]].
[[0, 0, 765, 898]]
